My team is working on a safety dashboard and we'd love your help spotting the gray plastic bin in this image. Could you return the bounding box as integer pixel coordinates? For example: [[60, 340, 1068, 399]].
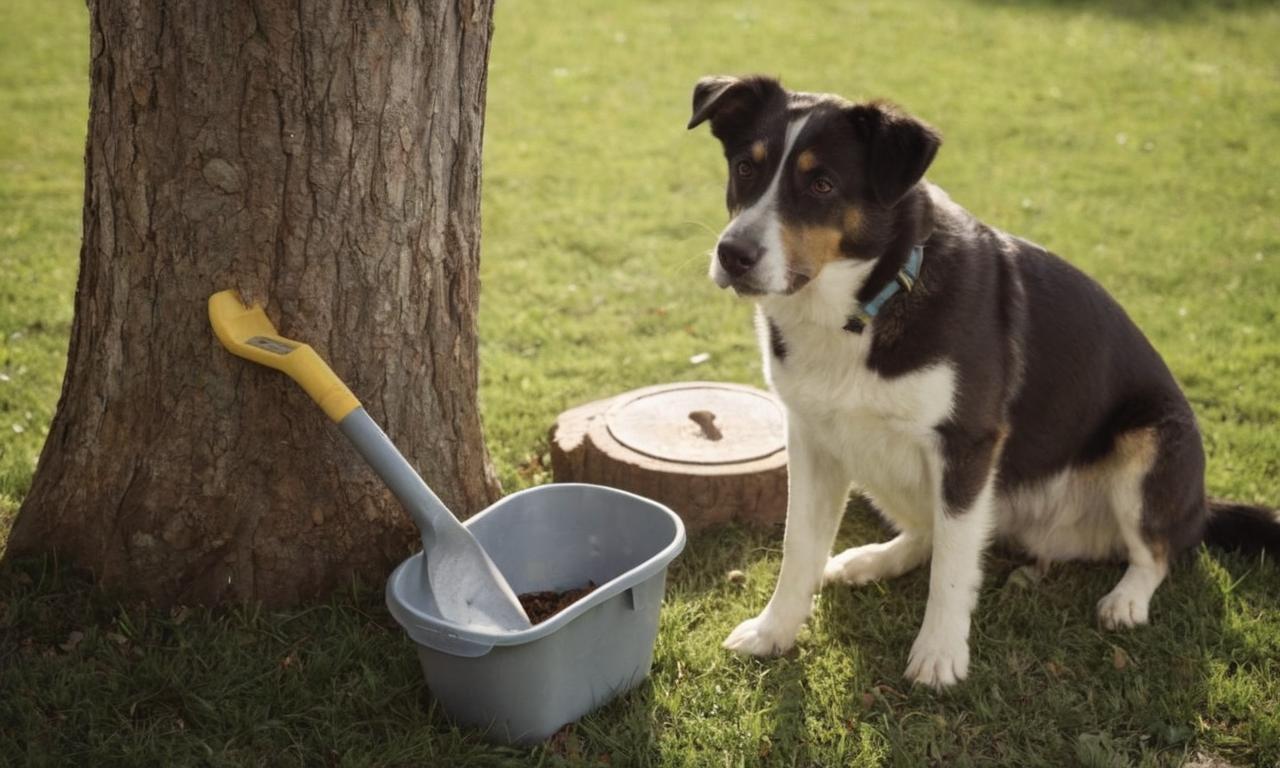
[[385, 483, 686, 744]]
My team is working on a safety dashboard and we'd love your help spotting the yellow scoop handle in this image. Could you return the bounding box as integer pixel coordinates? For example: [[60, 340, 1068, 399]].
[[208, 290, 361, 422]]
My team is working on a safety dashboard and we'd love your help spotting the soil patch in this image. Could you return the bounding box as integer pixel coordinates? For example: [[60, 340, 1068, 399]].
[[518, 581, 597, 624]]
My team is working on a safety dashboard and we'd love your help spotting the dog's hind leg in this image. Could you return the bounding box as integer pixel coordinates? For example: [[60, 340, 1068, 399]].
[[825, 445, 936, 587], [724, 418, 851, 657], [1097, 554, 1166, 629], [1097, 428, 1171, 629], [824, 532, 931, 586]]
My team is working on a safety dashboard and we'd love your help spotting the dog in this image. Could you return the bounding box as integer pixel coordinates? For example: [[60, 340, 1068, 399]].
[[687, 75, 1280, 688]]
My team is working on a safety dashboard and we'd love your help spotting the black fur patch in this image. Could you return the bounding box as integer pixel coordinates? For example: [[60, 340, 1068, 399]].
[[1203, 500, 1280, 555], [846, 101, 942, 207], [767, 318, 787, 361], [937, 424, 1003, 512]]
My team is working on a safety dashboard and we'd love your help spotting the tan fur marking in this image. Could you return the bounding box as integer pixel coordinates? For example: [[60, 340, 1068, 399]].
[[751, 141, 766, 163], [999, 426, 1167, 567], [843, 207, 862, 234], [1120, 427, 1163, 540], [1061, 427, 1156, 488], [1112, 427, 1158, 469], [781, 223, 843, 287], [1108, 427, 1164, 557], [995, 424, 1011, 455], [780, 203, 865, 289], [795, 149, 817, 173]]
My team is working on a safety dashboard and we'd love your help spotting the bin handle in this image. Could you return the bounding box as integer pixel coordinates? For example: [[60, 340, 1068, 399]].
[[625, 581, 660, 612], [396, 617, 496, 659]]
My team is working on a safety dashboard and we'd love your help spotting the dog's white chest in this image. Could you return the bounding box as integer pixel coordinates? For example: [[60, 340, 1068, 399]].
[[761, 312, 955, 523], [763, 317, 953, 429]]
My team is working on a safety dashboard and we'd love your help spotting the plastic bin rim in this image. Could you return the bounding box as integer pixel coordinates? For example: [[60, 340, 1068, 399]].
[[385, 483, 686, 649]]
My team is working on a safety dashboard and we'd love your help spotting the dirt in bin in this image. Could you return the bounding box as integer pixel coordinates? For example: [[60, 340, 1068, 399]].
[[518, 581, 598, 624]]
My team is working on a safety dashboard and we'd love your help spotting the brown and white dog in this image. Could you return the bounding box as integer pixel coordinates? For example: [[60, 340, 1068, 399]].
[[687, 75, 1280, 688]]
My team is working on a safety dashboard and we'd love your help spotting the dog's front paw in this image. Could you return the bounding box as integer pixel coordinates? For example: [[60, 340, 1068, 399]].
[[905, 632, 970, 689], [722, 614, 798, 658]]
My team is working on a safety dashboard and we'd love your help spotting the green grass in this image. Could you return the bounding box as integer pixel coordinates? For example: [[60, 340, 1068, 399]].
[[3, 0, 1279, 765], [0, 0, 82, 511]]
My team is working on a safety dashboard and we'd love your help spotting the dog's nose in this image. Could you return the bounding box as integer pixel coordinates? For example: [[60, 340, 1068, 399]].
[[717, 238, 762, 278]]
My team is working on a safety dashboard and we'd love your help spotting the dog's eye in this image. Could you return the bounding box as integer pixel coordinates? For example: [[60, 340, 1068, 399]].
[[810, 177, 834, 195], [734, 160, 755, 179]]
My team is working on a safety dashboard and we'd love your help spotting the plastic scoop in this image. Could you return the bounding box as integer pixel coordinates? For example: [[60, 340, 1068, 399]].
[[208, 290, 532, 631]]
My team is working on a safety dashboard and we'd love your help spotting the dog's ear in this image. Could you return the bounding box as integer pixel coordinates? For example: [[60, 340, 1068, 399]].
[[687, 75, 782, 137], [846, 101, 941, 207]]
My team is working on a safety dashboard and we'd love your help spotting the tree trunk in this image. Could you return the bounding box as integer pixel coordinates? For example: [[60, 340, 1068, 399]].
[[5, 0, 500, 607]]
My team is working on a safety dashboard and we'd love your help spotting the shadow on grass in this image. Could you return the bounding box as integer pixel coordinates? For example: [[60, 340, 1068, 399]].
[[4, 517, 1277, 765], [969, 0, 1278, 21], [668, 501, 1279, 764], [0, 555, 541, 766], [820, 540, 1278, 764], [1, 535, 784, 766]]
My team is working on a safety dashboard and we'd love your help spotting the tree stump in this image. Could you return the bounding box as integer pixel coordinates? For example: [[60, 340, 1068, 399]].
[[550, 382, 788, 530]]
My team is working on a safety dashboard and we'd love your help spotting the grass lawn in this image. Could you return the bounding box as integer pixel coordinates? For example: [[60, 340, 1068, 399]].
[[3, 0, 1280, 765]]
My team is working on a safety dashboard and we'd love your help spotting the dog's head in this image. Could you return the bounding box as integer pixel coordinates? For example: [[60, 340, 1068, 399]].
[[688, 76, 940, 297]]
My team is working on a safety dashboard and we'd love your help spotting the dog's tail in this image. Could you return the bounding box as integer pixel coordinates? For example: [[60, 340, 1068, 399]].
[[1203, 498, 1280, 555]]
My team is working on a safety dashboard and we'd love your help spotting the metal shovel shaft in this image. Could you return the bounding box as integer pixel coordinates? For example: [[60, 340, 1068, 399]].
[[208, 291, 530, 631], [338, 409, 449, 547], [338, 408, 532, 631]]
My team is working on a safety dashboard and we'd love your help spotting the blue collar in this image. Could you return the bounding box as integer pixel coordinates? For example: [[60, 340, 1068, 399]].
[[843, 244, 924, 334]]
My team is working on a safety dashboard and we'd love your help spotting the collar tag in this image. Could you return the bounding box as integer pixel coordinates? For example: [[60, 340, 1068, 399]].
[[843, 309, 870, 334]]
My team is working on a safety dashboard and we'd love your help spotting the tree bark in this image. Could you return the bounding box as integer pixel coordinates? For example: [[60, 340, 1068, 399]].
[[6, 0, 500, 606]]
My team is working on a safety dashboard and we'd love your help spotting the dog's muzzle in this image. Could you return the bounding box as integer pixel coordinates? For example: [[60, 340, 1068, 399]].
[[711, 237, 767, 293]]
